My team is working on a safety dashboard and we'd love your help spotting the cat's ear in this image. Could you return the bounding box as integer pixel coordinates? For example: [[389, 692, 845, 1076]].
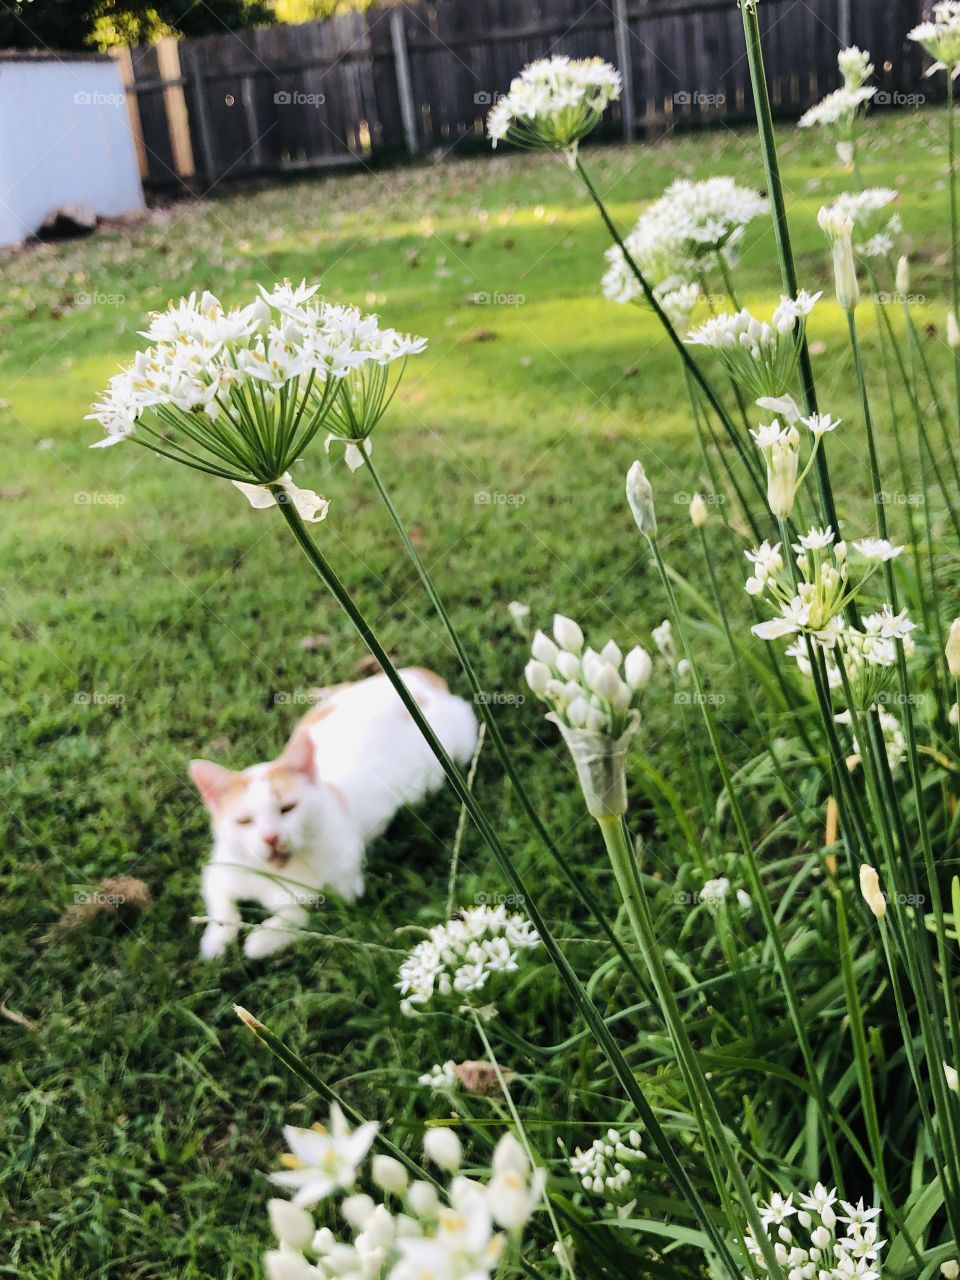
[[189, 759, 235, 810], [280, 731, 316, 781]]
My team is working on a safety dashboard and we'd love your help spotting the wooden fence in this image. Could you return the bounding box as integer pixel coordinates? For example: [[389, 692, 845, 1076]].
[[116, 0, 931, 192]]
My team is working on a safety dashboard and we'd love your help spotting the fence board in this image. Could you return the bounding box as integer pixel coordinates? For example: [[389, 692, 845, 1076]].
[[127, 0, 931, 190]]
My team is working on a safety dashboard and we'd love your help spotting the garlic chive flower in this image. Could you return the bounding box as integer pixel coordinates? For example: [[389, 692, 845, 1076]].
[[88, 282, 426, 500], [747, 524, 907, 648], [525, 615, 652, 817], [626, 460, 657, 537], [859, 864, 887, 917], [569, 1128, 646, 1199], [266, 1112, 543, 1280], [750, 413, 840, 518], [818, 206, 860, 310], [601, 176, 768, 325], [838, 707, 907, 772], [487, 56, 621, 168], [799, 46, 876, 164], [746, 1185, 884, 1280], [269, 1104, 379, 1208], [909, 2, 960, 75], [820, 189, 902, 260], [396, 904, 540, 1015], [686, 292, 821, 400]]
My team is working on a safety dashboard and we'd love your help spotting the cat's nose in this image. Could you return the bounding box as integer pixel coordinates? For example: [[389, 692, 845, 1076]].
[[263, 832, 281, 848]]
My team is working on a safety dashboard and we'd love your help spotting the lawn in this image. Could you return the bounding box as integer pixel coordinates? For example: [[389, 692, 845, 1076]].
[[1, 107, 956, 1277]]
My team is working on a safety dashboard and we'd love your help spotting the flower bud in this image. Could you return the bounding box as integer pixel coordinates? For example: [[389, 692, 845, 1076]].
[[372, 1155, 409, 1196], [942, 1262, 960, 1280], [493, 1132, 529, 1176], [624, 646, 652, 691], [553, 613, 584, 654], [587, 662, 621, 700], [524, 660, 551, 696], [341, 1193, 376, 1229], [600, 639, 622, 667], [947, 618, 960, 678], [264, 1250, 317, 1280], [945, 1063, 960, 1094], [859, 864, 887, 919], [555, 650, 580, 680], [566, 696, 589, 727], [531, 629, 559, 667], [626, 460, 657, 537], [949, 312, 960, 349], [423, 1126, 462, 1171], [832, 232, 859, 309], [267, 1199, 315, 1251], [896, 255, 910, 294], [407, 1180, 440, 1216], [689, 492, 708, 527], [836, 139, 854, 166]]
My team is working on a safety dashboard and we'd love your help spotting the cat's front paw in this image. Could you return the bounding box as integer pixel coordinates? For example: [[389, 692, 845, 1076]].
[[199, 923, 237, 960], [244, 921, 299, 959]]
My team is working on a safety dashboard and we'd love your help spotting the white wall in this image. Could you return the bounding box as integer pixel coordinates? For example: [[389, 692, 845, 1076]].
[[0, 57, 144, 247]]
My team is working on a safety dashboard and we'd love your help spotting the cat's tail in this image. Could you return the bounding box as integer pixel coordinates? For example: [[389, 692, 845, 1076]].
[[402, 667, 480, 770]]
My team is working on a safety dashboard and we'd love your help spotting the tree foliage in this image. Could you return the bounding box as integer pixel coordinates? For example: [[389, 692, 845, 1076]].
[[0, 0, 274, 52]]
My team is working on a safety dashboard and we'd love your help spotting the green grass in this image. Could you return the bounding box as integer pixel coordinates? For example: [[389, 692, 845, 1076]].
[[1, 108, 957, 1277]]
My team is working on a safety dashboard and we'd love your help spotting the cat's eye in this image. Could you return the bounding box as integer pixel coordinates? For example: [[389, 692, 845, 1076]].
[[235, 815, 253, 826], [279, 802, 298, 814]]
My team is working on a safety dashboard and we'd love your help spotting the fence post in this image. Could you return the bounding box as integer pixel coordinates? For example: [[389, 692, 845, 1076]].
[[181, 42, 218, 189], [111, 47, 149, 180], [156, 36, 195, 178], [390, 6, 419, 156], [612, 0, 635, 142]]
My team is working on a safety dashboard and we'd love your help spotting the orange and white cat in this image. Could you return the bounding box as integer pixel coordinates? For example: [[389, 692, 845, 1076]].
[[189, 668, 478, 960]]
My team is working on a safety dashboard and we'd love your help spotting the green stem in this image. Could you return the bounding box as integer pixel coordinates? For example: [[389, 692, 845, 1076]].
[[361, 452, 651, 995], [274, 496, 744, 1280]]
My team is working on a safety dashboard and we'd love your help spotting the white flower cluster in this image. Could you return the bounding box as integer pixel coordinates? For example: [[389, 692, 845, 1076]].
[[747, 528, 915, 699], [750, 413, 840, 519], [601, 177, 768, 326], [652, 618, 690, 680], [418, 1061, 458, 1092], [799, 46, 876, 162], [88, 282, 426, 477], [686, 292, 821, 400], [396, 904, 540, 1015], [746, 1184, 884, 1280], [487, 56, 621, 166], [836, 706, 907, 772], [266, 1107, 544, 1280], [569, 1128, 646, 1197], [910, 2, 960, 73], [524, 614, 653, 737], [819, 189, 901, 259], [748, 526, 904, 644], [700, 877, 752, 912]]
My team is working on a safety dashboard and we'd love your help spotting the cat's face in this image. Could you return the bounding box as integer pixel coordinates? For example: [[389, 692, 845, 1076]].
[[189, 733, 323, 867]]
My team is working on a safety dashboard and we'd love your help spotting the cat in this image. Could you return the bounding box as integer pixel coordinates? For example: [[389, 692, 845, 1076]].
[[189, 667, 479, 960]]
